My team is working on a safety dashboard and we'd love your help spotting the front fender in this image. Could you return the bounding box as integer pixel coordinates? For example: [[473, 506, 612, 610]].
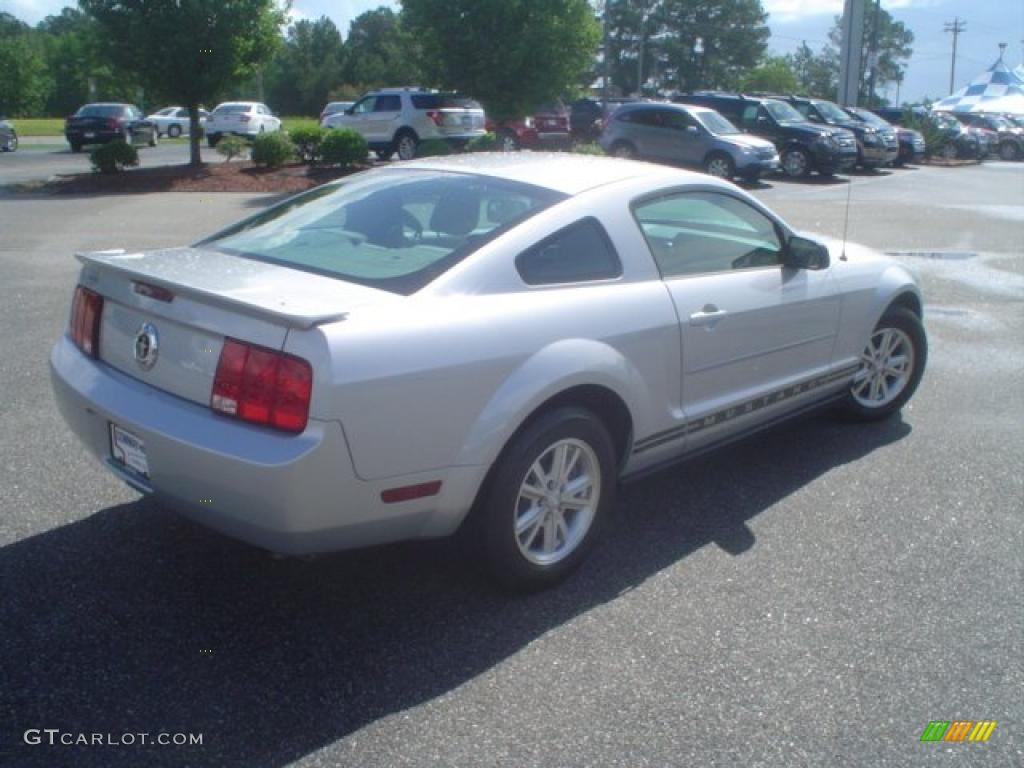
[[452, 338, 648, 468]]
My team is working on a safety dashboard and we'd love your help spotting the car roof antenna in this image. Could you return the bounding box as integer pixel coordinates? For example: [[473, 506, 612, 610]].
[[839, 174, 852, 261]]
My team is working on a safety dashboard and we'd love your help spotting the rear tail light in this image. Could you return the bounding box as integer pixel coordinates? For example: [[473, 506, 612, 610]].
[[70, 285, 103, 358], [239, 115, 251, 123], [426, 110, 443, 126], [211, 338, 313, 433], [106, 118, 121, 130]]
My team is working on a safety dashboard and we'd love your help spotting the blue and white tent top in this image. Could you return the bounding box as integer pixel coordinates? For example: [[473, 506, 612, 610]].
[[933, 58, 1024, 115]]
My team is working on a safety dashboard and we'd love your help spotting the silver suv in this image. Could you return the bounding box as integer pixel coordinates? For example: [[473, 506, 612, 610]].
[[324, 88, 486, 160], [600, 102, 780, 182]]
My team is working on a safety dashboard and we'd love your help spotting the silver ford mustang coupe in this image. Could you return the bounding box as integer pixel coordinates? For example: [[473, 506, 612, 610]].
[[51, 153, 926, 590]]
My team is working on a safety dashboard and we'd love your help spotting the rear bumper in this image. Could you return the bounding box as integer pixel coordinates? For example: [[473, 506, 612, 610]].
[[50, 336, 484, 554], [65, 129, 121, 145]]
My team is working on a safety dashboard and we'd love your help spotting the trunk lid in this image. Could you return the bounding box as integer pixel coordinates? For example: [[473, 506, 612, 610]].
[[78, 246, 393, 406]]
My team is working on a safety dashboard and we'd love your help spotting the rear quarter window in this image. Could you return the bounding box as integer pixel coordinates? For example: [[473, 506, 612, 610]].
[[516, 218, 622, 286]]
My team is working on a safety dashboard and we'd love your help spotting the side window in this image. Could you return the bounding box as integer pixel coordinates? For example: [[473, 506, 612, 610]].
[[741, 105, 759, 127], [516, 217, 622, 286], [375, 94, 401, 112], [351, 97, 376, 114], [662, 110, 693, 130], [633, 192, 783, 278]]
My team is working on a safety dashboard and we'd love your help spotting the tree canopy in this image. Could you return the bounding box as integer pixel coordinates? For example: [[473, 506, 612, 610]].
[[740, 56, 798, 94], [402, 0, 600, 120], [80, 0, 286, 164], [265, 17, 346, 115]]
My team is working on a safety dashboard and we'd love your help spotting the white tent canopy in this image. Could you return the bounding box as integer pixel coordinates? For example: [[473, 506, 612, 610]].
[[933, 58, 1024, 115]]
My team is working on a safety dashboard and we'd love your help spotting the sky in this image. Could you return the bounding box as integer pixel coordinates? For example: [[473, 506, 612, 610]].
[[2, 0, 1021, 105]]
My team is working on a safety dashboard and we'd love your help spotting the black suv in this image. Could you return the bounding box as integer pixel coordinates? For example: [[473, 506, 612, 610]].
[[676, 92, 857, 178], [776, 95, 898, 169]]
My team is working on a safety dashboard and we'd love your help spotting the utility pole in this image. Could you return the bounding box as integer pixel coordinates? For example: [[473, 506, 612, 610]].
[[838, 0, 866, 106], [866, 0, 882, 107], [602, 0, 609, 104], [944, 17, 966, 94]]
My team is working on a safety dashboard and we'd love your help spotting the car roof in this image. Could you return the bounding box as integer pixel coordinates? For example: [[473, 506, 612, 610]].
[[399, 152, 709, 196]]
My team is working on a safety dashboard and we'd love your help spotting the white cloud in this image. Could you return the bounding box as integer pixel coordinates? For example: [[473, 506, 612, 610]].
[[765, 0, 928, 24]]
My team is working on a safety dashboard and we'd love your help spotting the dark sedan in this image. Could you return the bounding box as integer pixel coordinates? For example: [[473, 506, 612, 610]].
[[65, 103, 158, 153], [0, 117, 16, 152]]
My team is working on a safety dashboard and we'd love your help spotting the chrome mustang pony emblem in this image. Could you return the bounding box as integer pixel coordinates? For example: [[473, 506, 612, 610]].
[[133, 322, 159, 370]]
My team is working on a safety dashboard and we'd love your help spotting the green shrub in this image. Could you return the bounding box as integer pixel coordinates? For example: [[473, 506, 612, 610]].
[[320, 128, 368, 167], [216, 135, 249, 162], [289, 125, 325, 163], [466, 132, 500, 152], [250, 131, 295, 168], [571, 141, 605, 156], [414, 138, 453, 158], [90, 140, 139, 174]]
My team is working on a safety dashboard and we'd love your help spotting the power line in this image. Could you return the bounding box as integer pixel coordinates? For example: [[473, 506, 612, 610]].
[[944, 17, 966, 95]]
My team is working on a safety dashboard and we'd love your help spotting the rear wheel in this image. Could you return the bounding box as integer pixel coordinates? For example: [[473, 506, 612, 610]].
[[148, 129, 158, 147], [840, 307, 927, 421], [168, 124, 182, 138], [207, 133, 221, 148], [476, 407, 617, 591], [2, 131, 16, 152], [781, 147, 811, 178], [609, 141, 636, 159], [703, 152, 735, 180], [374, 148, 393, 161], [69, 141, 82, 153]]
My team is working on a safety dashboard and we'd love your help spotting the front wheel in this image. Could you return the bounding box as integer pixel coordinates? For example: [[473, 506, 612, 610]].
[[998, 141, 1020, 161], [609, 141, 636, 159], [840, 307, 927, 421], [476, 407, 617, 591], [781, 148, 811, 178], [395, 131, 418, 161], [168, 124, 182, 138], [703, 152, 735, 180], [2, 131, 16, 152], [499, 131, 519, 152]]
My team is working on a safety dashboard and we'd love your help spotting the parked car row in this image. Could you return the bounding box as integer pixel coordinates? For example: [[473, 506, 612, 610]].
[[146, 106, 210, 138]]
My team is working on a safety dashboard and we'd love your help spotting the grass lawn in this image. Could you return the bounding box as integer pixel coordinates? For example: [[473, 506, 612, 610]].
[[281, 116, 320, 133], [10, 118, 65, 136]]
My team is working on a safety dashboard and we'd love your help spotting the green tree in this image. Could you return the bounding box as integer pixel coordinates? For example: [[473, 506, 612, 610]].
[[342, 8, 420, 90], [739, 55, 798, 94], [828, 8, 913, 105], [785, 42, 838, 99], [402, 0, 599, 120], [602, 0, 769, 96], [266, 17, 346, 115], [81, 0, 286, 166], [0, 31, 51, 116], [37, 8, 136, 117]]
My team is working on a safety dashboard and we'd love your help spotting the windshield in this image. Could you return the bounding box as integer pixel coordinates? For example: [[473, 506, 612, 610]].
[[697, 110, 741, 135], [213, 104, 252, 114], [814, 100, 853, 122], [848, 107, 890, 127], [763, 100, 804, 123], [202, 170, 565, 294]]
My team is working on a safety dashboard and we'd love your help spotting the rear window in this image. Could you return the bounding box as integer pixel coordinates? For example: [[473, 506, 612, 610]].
[[75, 105, 127, 117], [411, 93, 481, 110], [202, 170, 565, 294], [213, 104, 251, 114]]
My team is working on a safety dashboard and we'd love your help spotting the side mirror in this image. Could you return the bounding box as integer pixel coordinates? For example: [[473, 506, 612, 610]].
[[784, 235, 829, 270]]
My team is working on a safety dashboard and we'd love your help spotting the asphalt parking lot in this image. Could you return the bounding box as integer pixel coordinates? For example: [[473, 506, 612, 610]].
[[1, 161, 1021, 767]]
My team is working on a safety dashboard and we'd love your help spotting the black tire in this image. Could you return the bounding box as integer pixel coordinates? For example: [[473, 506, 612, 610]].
[[394, 130, 418, 161], [474, 407, 617, 591], [609, 141, 636, 159], [207, 133, 221, 148], [69, 142, 82, 153], [499, 130, 519, 152], [168, 124, 182, 138], [703, 152, 735, 180], [374, 148, 393, 161], [2, 131, 16, 152], [148, 129, 158, 147], [781, 147, 811, 178], [122, 129, 132, 145], [998, 141, 1019, 161], [839, 307, 927, 422]]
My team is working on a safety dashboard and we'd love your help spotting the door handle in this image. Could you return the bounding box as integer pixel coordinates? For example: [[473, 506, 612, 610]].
[[689, 304, 728, 327]]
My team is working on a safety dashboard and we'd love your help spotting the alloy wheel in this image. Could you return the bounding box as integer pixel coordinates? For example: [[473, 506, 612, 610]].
[[851, 327, 915, 408], [513, 438, 601, 567]]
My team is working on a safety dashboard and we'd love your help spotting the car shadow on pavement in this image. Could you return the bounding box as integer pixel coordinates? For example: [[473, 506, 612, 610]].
[[768, 173, 849, 186], [1, 413, 910, 767]]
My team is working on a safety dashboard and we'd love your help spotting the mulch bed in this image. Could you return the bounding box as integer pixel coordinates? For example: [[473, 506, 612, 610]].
[[42, 160, 368, 195], [920, 156, 982, 167]]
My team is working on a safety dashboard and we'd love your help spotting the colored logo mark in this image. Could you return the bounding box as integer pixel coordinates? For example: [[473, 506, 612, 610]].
[[920, 720, 997, 742]]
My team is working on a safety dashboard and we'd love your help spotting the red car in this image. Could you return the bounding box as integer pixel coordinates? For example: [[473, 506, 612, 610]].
[[487, 102, 570, 151]]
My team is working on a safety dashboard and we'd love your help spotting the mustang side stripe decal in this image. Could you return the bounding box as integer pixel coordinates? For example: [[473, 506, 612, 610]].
[[633, 365, 860, 455]]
